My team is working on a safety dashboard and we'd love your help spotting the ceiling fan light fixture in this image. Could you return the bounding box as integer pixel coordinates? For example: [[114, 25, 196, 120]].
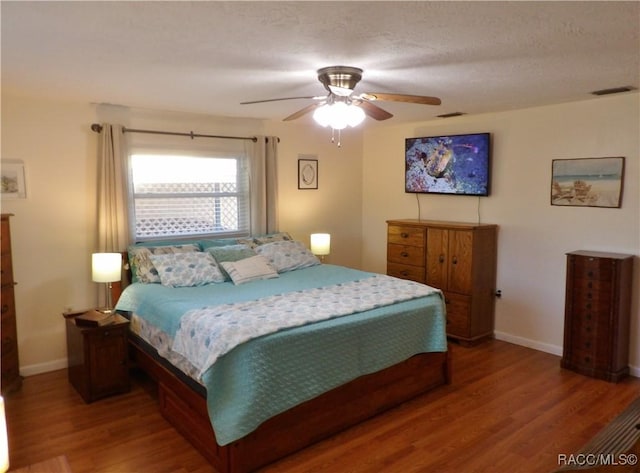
[[312, 102, 364, 130]]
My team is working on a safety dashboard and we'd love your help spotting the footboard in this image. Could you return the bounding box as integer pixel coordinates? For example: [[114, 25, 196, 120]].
[[129, 335, 450, 473]]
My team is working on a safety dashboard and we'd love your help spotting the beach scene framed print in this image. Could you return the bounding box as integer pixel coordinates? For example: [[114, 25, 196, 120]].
[[551, 157, 624, 208]]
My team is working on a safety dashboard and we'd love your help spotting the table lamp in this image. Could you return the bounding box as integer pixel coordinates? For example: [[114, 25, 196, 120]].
[[310, 233, 331, 262], [0, 396, 8, 473], [92, 252, 121, 313]]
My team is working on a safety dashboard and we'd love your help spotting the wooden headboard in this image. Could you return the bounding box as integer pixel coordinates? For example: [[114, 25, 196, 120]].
[[111, 251, 131, 306]]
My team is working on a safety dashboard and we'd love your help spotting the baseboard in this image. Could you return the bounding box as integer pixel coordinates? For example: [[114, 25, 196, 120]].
[[494, 331, 563, 356], [20, 358, 67, 377], [494, 331, 639, 378]]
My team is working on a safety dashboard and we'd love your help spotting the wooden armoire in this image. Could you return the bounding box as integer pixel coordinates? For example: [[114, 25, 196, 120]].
[[387, 219, 498, 345]]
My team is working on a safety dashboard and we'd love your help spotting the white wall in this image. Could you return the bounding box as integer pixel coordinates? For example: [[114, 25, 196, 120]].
[[361, 93, 640, 372]]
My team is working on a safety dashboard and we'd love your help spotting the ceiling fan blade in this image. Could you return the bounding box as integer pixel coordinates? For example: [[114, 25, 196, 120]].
[[357, 101, 394, 121], [362, 92, 441, 106], [241, 96, 323, 105], [283, 103, 323, 121]]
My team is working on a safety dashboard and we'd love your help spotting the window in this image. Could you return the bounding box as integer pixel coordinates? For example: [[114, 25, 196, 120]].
[[130, 154, 249, 240]]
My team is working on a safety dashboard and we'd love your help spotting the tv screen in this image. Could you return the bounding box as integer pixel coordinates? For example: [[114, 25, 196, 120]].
[[405, 132, 491, 196]]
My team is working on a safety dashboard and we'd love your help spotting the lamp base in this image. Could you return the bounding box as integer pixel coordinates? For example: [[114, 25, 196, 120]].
[[96, 307, 114, 315]]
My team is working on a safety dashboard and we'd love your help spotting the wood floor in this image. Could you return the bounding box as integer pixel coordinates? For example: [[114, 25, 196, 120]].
[[5, 340, 640, 473]]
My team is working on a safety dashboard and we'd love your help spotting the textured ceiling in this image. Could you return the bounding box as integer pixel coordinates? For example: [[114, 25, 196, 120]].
[[2, 1, 638, 125]]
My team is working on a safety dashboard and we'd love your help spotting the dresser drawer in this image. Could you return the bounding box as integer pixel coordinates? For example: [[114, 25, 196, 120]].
[[0, 219, 11, 254], [387, 243, 425, 265], [387, 225, 425, 247], [387, 262, 425, 282], [1, 287, 15, 321], [571, 256, 615, 281], [0, 252, 13, 286]]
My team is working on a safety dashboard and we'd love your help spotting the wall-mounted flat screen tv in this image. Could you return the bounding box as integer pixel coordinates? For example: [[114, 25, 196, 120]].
[[405, 132, 491, 196]]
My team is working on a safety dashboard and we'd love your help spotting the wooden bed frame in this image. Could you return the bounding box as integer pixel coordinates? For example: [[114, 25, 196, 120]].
[[112, 264, 451, 473]]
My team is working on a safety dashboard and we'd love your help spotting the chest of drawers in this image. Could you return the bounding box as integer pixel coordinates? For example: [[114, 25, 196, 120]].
[[561, 250, 633, 382], [387, 219, 497, 345]]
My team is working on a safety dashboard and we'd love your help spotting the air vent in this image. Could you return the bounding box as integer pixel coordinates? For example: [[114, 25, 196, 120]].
[[437, 112, 466, 118], [591, 86, 635, 96]]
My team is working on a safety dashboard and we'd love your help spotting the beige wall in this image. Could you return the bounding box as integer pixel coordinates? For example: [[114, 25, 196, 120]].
[[1, 94, 363, 374], [361, 93, 640, 373], [2, 91, 638, 377], [265, 119, 363, 269]]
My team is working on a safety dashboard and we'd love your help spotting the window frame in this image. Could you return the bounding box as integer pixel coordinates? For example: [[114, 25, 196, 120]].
[[127, 149, 251, 242]]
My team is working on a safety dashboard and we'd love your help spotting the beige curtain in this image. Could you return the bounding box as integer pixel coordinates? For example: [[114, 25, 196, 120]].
[[249, 136, 279, 234], [96, 123, 131, 252]]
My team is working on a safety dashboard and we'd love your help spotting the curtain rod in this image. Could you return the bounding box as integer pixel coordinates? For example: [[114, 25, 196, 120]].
[[91, 123, 258, 142]]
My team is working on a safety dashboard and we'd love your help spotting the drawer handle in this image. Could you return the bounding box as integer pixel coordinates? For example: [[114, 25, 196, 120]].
[[452, 256, 458, 265], [588, 271, 594, 277], [400, 270, 409, 276], [585, 356, 591, 363], [400, 251, 409, 258], [585, 341, 591, 349], [586, 302, 591, 309], [439, 254, 445, 264], [400, 232, 409, 239]]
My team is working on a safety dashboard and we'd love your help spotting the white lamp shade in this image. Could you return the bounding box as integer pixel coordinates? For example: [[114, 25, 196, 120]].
[[313, 103, 364, 130], [310, 233, 331, 256], [0, 396, 8, 473], [92, 253, 122, 283]]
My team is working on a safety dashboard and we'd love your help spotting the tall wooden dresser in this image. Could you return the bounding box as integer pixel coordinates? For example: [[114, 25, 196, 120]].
[[561, 250, 633, 382], [1, 213, 21, 394], [387, 219, 498, 345]]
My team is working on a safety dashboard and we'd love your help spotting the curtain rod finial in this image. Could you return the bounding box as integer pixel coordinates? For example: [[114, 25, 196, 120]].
[[91, 123, 103, 133]]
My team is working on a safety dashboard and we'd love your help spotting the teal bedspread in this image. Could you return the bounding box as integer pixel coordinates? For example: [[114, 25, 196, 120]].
[[116, 264, 447, 445]]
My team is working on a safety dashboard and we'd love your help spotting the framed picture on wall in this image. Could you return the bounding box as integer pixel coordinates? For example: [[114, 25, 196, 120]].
[[1, 160, 27, 199], [298, 157, 318, 190], [551, 157, 624, 208]]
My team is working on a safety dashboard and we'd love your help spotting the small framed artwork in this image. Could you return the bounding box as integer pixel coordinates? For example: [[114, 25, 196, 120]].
[[1, 161, 27, 199], [298, 157, 318, 190], [551, 157, 624, 208]]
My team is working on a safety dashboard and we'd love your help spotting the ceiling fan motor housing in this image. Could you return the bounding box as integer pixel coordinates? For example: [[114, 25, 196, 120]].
[[317, 66, 363, 92]]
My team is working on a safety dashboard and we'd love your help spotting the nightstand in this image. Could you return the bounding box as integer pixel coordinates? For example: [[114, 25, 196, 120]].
[[64, 311, 130, 402]]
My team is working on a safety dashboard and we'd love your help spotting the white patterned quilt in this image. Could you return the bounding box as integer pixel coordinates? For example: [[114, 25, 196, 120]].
[[172, 274, 438, 379]]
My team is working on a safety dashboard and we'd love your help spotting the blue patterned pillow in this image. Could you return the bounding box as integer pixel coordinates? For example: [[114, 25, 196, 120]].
[[150, 252, 225, 287], [236, 232, 293, 249], [128, 244, 200, 283], [255, 240, 320, 273]]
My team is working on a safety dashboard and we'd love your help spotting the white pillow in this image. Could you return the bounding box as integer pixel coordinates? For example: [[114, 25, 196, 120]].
[[255, 240, 320, 273], [220, 255, 279, 285], [150, 252, 225, 287]]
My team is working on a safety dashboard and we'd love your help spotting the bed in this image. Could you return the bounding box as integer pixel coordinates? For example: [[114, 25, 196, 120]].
[[113, 234, 451, 473]]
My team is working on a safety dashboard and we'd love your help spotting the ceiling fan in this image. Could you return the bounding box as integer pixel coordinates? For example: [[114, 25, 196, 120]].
[[240, 66, 441, 123]]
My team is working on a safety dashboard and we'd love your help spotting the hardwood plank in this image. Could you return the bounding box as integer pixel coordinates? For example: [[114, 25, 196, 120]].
[[5, 340, 639, 472]]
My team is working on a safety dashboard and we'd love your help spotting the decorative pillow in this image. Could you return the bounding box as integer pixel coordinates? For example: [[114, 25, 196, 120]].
[[220, 255, 279, 285], [255, 240, 320, 273], [197, 238, 242, 250], [149, 252, 225, 287], [128, 244, 200, 283], [205, 244, 256, 281], [236, 232, 293, 249]]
